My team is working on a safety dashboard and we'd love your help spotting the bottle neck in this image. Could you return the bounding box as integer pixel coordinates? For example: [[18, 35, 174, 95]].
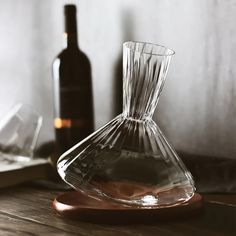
[[64, 6, 78, 48]]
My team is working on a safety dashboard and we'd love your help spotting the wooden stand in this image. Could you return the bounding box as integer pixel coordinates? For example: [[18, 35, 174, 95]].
[[53, 191, 203, 223]]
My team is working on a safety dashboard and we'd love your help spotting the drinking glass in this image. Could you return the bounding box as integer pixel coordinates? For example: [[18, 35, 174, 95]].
[[0, 103, 43, 163]]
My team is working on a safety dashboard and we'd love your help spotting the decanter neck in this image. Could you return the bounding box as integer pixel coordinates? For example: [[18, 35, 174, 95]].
[[122, 42, 173, 120]]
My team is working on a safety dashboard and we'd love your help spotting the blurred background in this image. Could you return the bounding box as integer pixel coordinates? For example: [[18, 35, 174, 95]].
[[0, 0, 236, 160]]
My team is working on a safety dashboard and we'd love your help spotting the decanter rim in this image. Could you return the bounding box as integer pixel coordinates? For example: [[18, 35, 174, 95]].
[[123, 41, 175, 57]]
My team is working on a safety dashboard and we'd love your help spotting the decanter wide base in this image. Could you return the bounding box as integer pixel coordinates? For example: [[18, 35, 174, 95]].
[[78, 181, 195, 207], [58, 115, 195, 207], [63, 172, 194, 207]]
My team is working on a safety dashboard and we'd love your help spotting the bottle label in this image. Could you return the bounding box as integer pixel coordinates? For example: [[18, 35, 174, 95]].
[[54, 118, 85, 128]]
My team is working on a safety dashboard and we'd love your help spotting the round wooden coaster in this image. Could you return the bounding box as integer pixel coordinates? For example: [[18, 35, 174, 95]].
[[52, 191, 203, 223]]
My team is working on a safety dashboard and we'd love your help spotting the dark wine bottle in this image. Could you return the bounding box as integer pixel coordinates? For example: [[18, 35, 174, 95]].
[[52, 4, 94, 158]]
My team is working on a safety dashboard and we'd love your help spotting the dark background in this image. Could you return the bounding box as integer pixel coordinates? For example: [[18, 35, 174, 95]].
[[0, 0, 236, 160]]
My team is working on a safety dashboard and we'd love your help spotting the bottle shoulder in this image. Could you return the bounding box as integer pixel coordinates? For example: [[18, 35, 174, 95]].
[[53, 48, 91, 74], [55, 47, 90, 61], [52, 47, 92, 85]]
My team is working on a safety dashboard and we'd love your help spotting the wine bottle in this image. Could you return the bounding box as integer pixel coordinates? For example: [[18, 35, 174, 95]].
[[52, 4, 94, 158]]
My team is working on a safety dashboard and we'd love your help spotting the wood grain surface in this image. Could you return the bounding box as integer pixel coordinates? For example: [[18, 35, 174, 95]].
[[0, 185, 235, 236]]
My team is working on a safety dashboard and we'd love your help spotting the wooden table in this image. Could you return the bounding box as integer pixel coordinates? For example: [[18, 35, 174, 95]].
[[0, 185, 235, 236]]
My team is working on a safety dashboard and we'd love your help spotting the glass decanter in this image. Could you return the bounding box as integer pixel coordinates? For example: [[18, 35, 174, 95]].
[[57, 41, 195, 207]]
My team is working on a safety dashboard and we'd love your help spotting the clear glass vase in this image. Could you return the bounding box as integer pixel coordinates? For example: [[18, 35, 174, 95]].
[[57, 41, 195, 207]]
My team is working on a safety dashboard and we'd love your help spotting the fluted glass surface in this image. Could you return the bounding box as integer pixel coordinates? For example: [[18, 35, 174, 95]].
[[57, 41, 195, 207]]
